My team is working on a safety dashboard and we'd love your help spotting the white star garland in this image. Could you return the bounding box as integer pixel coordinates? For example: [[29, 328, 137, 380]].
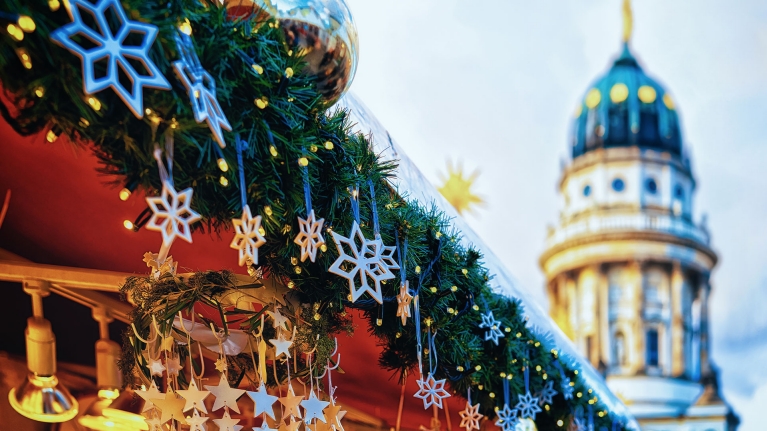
[[230, 205, 266, 266], [328, 221, 396, 304], [413, 373, 450, 409], [50, 0, 171, 118], [173, 32, 231, 148], [294, 210, 325, 263], [478, 310, 504, 345], [146, 180, 202, 246]]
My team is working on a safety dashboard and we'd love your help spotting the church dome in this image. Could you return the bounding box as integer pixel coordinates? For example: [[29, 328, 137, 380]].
[[571, 43, 683, 159]]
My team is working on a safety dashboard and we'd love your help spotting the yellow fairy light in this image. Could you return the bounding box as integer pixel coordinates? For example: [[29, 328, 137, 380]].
[[264, 206, 273, 216], [314, 313, 321, 321], [45, 130, 58, 143], [287, 49, 293, 56], [500, 372, 506, 377], [178, 18, 192, 35], [456, 366, 464, 372], [576, 392, 582, 398], [415, 266, 421, 273], [556, 420, 564, 427], [16, 48, 31, 69], [119, 188, 131, 201], [488, 392, 495, 398], [87, 97, 101, 111], [34, 86, 44, 98], [430, 286, 437, 293], [219, 176, 229, 186], [291, 257, 298, 265], [287, 281, 295, 289], [78, 117, 89, 128], [170, 117, 178, 129], [258, 226, 265, 236], [269, 145, 278, 157], [474, 365, 481, 371], [324, 141, 334, 150], [472, 304, 479, 311], [376, 318, 382, 326], [320, 244, 327, 252], [145, 108, 153, 116], [535, 365, 542, 372], [48, 0, 61, 11], [574, 370, 579, 375], [450, 285, 457, 292], [609, 83, 629, 103], [255, 97, 268, 109], [516, 332, 522, 338], [663, 93, 675, 110], [284, 67, 294, 78], [447, 307, 454, 314], [395, 332, 401, 338], [123, 220, 134, 230], [7, 24, 23, 41], [545, 404, 550, 411], [17, 16, 36, 33], [506, 374, 513, 380], [598, 411, 605, 417], [543, 373, 548, 380], [477, 385, 483, 390], [252, 64, 263, 74], [310, 145, 318, 152], [298, 157, 308, 166], [461, 268, 468, 275], [504, 327, 511, 333], [217, 158, 228, 172]]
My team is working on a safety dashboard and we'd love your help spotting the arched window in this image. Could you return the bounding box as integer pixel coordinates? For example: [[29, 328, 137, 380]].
[[613, 331, 627, 366], [646, 329, 659, 367]]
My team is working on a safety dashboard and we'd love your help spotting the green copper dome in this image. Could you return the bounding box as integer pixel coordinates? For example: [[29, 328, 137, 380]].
[[571, 43, 682, 159]]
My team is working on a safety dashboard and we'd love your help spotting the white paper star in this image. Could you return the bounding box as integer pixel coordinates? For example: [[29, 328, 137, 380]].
[[247, 382, 278, 420], [294, 210, 325, 263], [328, 221, 396, 304], [270, 332, 293, 359], [459, 401, 483, 431], [413, 373, 450, 409], [49, 0, 171, 118], [396, 281, 413, 325], [213, 408, 244, 431], [150, 388, 187, 425], [177, 379, 210, 413], [301, 391, 330, 424], [495, 404, 518, 431], [537, 380, 557, 407], [205, 374, 246, 413], [146, 180, 202, 246], [136, 381, 163, 412], [147, 358, 166, 377], [187, 409, 209, 431], [478, 310, 504, 345], [230, 205, 266, 266], [166, 356, 182, 377], [515, 392, 542, 420], [173, 32, 231, 148], [267, 304, 289, 331]]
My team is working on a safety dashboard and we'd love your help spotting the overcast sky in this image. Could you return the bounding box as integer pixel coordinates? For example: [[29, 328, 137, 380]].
[[343, 0, 767, 429]]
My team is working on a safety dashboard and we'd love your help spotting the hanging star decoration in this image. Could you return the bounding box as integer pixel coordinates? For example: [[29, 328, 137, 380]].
[[150, 388, 187, 425], [561, 377, 575, 400], [270, 331, 293, 359], [143, 251, 178, 278], [230, 205, 267, 266], [323, 401, 344, 431], [214, 408, 244, 431], [215, 357, 228, 373], [166, 356, 182, 377], [173, 32, 231, 148], [247, 382, 278, 420], [267, 304, 290, 331], [328, 221, 396, 304], [279, 386, 303, 420], [536, 380, 557, 407], [258, 420, 279, 431], [478, 310, 504, 345], [280, 416, 302, 431], [146, 180, 202, 246], [301, 391, 330, 424], [205, 374, 246, 413], [396, 281, 413, 325], [437, 160, 484, 215], [413, 373, 451, 409], [144, 413, 163, 431], [147, 358, 166, 377], [494, 404, 519, 431], [294, 210, 325, 263], [515, 392, 542, 420], [187, 409, 209, 431], [177, 379, 210, 413], [458, 401, 483, 431], [136, 381, 163, 413], [49, 0, 171, 118]]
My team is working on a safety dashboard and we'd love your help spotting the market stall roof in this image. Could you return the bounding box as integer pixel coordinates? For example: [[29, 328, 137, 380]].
[[0, 93, 636, 429]]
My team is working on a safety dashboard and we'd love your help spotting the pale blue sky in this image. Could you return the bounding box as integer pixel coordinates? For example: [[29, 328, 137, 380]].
[[344, 0, 767, 429]]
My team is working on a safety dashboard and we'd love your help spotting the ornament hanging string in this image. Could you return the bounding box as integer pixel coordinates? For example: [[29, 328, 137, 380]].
[[524, 353, 530, 394], [503, 377, 510, 408], [302, 148, 313, 215], [395, 230, 408, 286], [349, 183, 360, 223], [236, 135, 248, 211], [427, 328, 439, 376], [588, 404, 595, 430], [367, 179, 380, 237], [152, 137, 174, 262]]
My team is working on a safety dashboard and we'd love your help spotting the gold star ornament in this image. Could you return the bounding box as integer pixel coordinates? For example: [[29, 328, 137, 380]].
[[205, 373, 246, 413], [150, 388, 187, 425], [294, 210, 326, 262], [230, 205, 267, 266], [459, 401, 483, 431], [437, 160, 483, 215], [396, 281, 413, 325]]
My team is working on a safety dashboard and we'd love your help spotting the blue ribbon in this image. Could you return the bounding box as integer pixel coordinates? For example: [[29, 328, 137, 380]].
[[367, 179, 380, 237], [235, 135, 247, 210], [349, 184, 360, 224]]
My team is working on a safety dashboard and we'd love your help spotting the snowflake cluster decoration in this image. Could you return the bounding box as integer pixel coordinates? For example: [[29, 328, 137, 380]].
[[537, 380, 557, 407], [230, 205, 267, 266], [515, 392, 542, 420], [413, 373, 450, 409], [50, 0, 171, 118], [173, 32, 231, 148], [328, 221, 398, 304], [494, 404, 519, 431], [478, 310, 504, 345], [294, 210, 325, 263], [458, 401, 483, 431]]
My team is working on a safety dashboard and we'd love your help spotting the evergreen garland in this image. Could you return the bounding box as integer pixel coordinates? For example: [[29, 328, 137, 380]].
[[0, 0, 629, 429]]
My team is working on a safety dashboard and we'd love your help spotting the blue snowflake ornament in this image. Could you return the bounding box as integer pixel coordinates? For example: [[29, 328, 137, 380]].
[[478, 310, 504, 345], [494, 404, 518, 431], [537, 380, 557, 407], [561, 377, 574, 400], [50, 0, 171, 119], [515, 392, 542, 420]]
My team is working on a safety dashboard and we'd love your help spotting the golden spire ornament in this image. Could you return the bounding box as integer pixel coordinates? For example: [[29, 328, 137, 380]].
[[622, 0, 633, 43]]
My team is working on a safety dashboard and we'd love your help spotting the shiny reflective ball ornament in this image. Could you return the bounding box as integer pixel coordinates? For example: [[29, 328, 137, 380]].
[[227, 0, 358, 105]]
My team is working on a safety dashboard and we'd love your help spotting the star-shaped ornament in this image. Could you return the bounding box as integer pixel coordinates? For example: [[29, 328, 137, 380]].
[[478, 310, 504, 345], [144, 413, 163, 431], [515, 392, 541, 420], [267, 304, 290, 331], [247, 382, 279, 420], [413, 373, 450, 409], [323, 402, 343, 431], [328, 221, 397, 304], [215, 357, 228, 373], [146, 180, 202, 246], [173, 32, 231, 148], [166, 356, 182, 377], [147, 358, 166, 377], [213, 408, 244, 431], [187, 409, 209, 431], [150, 388, 187, 425], [257, 419, 279, 431], [230, 205, 267, 266], [294, 210, 326, 263], [279, 416, 302, 431], [495, 404, 518, 431], [301, 391, 330, 424], [308, 421, 332, 431], [136, 381, 163, 412], [143, 251, 178, 277], [561, 377, 574, 400], [459, 401, 483, 431], [205, 373, 246, 413], [49, 0, 171, 118], [270, 332, 293, 359], [278, 386, 303, 419], [536, 380, 557, 407], [396, 281, 413, 325], [177, 378, 210, 413]]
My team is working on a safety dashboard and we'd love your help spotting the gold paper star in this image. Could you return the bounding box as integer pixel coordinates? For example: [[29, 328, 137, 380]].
[[323, 402, 343, 431], [437, 160, 483, 215], [147, 358, 166, 377], [136, 381, 163, 412], [458, 401, 483, 431], [187, 409, 209, 431], [294, 210, 325, 262], [150, 388, 187, 425], [215, 357, 228, 373], [279, 416, 302, 431], [166, 356, 182, 377], [230, 205, 266, 266], [177, 379, 210, 413], [278, 386, 303, 420], [205, 373, 246, 413], [396, 281, 413, 325], [213, 408, 244, 431]]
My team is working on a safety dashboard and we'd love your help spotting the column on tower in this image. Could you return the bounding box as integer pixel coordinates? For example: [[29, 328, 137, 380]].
[[670, 262, 685, 377]]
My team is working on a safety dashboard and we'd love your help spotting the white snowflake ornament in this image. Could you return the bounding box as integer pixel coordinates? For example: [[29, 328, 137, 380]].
[[515, 392, 542, 420], [478, 310, 504, 345], [294, 210, 326, 263], [413, 373, 450, 409], [537, 380, 557, 407], [328, 221, 396, 304], [495, 404, 519, 431], [146, 180, 201, 246], [561, 377, 574, 400], [230, 205, 266, 266]]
